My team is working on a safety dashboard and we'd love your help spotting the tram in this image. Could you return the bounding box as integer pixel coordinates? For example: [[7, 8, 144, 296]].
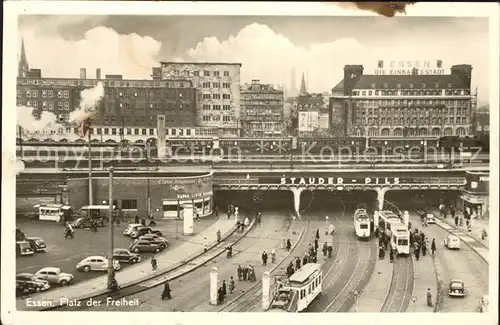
[[377, 210, 410, 255], [268, 263, 322, 313], [353, 205, 371, 239]]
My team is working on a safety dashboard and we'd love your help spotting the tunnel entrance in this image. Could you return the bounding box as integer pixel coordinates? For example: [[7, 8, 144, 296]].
[[300, 190, 377, 216], [214, 190, 293, 215], [385, 190, 463, 213]]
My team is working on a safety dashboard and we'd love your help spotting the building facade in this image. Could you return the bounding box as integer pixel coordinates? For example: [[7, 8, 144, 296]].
[[67, 173, 214, 219], [331, 63, 474, 137], [240, 80, 284, 137], [17, 64, 198, 141], [156, 62, 242, 137]]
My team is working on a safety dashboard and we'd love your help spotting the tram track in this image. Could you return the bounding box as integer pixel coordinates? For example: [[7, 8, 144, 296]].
[[41, 223, 253, 311], [218, 217, 312, 312], [380, 255, 415, 312]]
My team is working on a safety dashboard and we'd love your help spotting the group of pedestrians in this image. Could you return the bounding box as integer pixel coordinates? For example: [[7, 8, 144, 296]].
[[217, 277, 236, 304], [236, 264, 257, 282], [377, 231, 391, 260], [411, 229, 436, 261], [134, 215, 156, 227]]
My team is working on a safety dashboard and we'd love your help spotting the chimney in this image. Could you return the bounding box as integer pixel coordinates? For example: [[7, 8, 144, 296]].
[[96, 68, 101, 80], [80, 68, 86, 79]]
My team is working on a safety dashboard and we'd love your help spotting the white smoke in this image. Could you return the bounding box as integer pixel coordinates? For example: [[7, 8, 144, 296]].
[[69, 82, 105, 124], [17, 105, 58, 132]]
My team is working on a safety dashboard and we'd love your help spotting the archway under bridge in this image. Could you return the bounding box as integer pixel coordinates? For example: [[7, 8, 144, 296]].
[[299, 190, 377, 217], [385, 189, 463, 213], [214, 190, 293, 215]]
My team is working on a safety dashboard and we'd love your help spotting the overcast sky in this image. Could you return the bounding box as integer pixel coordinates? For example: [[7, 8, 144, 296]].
[[18, 15, 489, 104]]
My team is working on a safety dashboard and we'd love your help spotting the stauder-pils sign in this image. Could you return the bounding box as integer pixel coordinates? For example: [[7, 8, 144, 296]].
[[374, 60, 445, 75]]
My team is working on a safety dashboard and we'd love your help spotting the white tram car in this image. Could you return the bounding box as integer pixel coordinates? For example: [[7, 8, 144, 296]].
[[268, 263, 323, 313], [353, 206, 371, 239], [378, 210, 410, 255]]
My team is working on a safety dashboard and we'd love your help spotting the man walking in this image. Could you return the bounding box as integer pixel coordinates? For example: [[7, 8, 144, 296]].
[[431, 239, 436, 255], [261, 250, 268, 266], [151, 256, 158, 271], [161, 280, 172, 300], [427, 288, 433, 307]]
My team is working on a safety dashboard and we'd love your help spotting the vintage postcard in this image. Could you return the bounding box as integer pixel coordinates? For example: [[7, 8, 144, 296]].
[[2, 2, 498, 325]]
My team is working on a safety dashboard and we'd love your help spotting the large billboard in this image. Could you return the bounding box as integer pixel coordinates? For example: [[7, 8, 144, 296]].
[[298, 111, 319, 132]]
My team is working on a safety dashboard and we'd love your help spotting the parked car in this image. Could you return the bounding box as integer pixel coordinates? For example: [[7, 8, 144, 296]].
[[16, 273, 51, 293], [444, 235, 461, 249], [129, 239, 162, 253], [426, 213, 436, 224], [141, 233, 169, 247], [35, 267, 74, 286], [16, 241, 34, 256], [72, 217, 104, 228], [26, 237, 46, 252], [138, 236, 167, 250], [123, 223, 143, 236], [112, 248, 141, 264], [76, 256, 121, 272], [477, 295, 489, 312], [130, 227, 163, 239], [448, 279, 466, 297]]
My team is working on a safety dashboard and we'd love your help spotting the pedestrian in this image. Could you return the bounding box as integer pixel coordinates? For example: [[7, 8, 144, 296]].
[[151, 256, 158, 271], [271, 249, 276, 263], [149, 216, 156, 227], [327, 245, 333, 258], [422, 241, 427, 256], [286, 239, 291, 251], [217, 286, 225, 304], [237, 265, 242, 281], [316, 229, 320, 240], [427, 288, 433, 307], [379, 244, 385, 260], [431, 239, 436, 255], [244, 217, 250, 227], [222, 280, 227, 296], [481, 228, 488, 240], [295, 257, 301, 270], [215, 205, 219, 218], [249, 266, 256, 282], [302, 255, 308, 266], [322, 242, 328, 258], [314, 238, 319, 250], [141, 217, 146, 226], [454, 215, 459, 227], [242, 266, 248, 281], [229, 276, 235, 294], [262, 250, 268, 266], [217, 229, 221, 243], [414, 243, 420, 261], [227, 210, 231, 219], [389, 249, 394, 263], [134, 215, 140, 224], [204, 243, 208, 252], [161, 280, 172, 300], [451, 207, 455, 218]]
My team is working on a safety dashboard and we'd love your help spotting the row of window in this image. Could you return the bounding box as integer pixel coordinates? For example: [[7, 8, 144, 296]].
[[19, 78, 184, 88], [105, 89, 189, 99], [201, 115, 233, 122], [104, 103, 192, 112], [201, 93, 232, 100], [359, 127, 467, 137], [242, 116, 283, 122], [201, 82, 232, 89], [299, 275, 322, 299], [359, 107, 470, 116], [356, 117, 469, 126], [169, 69, 231, 78], [24, 126, 229, 137], [202, 104, 232, 111], [357, 99, 470, 107], [242, 100, 283, 106], [90, 127, 194, 137], [19, 89, 70, 99], [21, 100, 71, 111], [367, 82, 468, 90], [353, 89, 470, 96]]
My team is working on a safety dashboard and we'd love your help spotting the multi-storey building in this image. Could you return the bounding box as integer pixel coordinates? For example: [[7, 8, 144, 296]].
[[331, 63, 474, 137], [155, 62, 242, 137], [240, 80, 284, 137], [17, 68, 197, 141]]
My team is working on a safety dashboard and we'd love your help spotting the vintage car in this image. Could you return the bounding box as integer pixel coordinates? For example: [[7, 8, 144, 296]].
[[35, 267, 74, 286], [16, 273, 51, 294], [26, 237, 47, 252], [112, 248, 141, 264], [140, 234, 169, 248], [76, 256, 121, 272], [426, 213, 436, 224], [16, 241, 34, 256], [130, 227, 163, 239], [129, 239, 162, 253], [123, 223, 143, 236], [448, 279, 466, 297], [444, 235, 461, 249]]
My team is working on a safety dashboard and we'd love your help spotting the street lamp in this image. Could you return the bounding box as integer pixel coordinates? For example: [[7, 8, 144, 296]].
[[107, 167, 115, 290]]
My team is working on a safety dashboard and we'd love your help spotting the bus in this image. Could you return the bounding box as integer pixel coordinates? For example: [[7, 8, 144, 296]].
[[268, 263, 322, 313], [34, 204, 73, 223]]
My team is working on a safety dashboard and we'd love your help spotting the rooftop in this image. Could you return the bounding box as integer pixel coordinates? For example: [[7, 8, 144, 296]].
[[289, 263, 321, 283]]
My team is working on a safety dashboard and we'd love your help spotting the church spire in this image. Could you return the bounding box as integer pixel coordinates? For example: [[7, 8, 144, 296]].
[[18, 37, 29, 78], [299, 72, 307, 95]]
